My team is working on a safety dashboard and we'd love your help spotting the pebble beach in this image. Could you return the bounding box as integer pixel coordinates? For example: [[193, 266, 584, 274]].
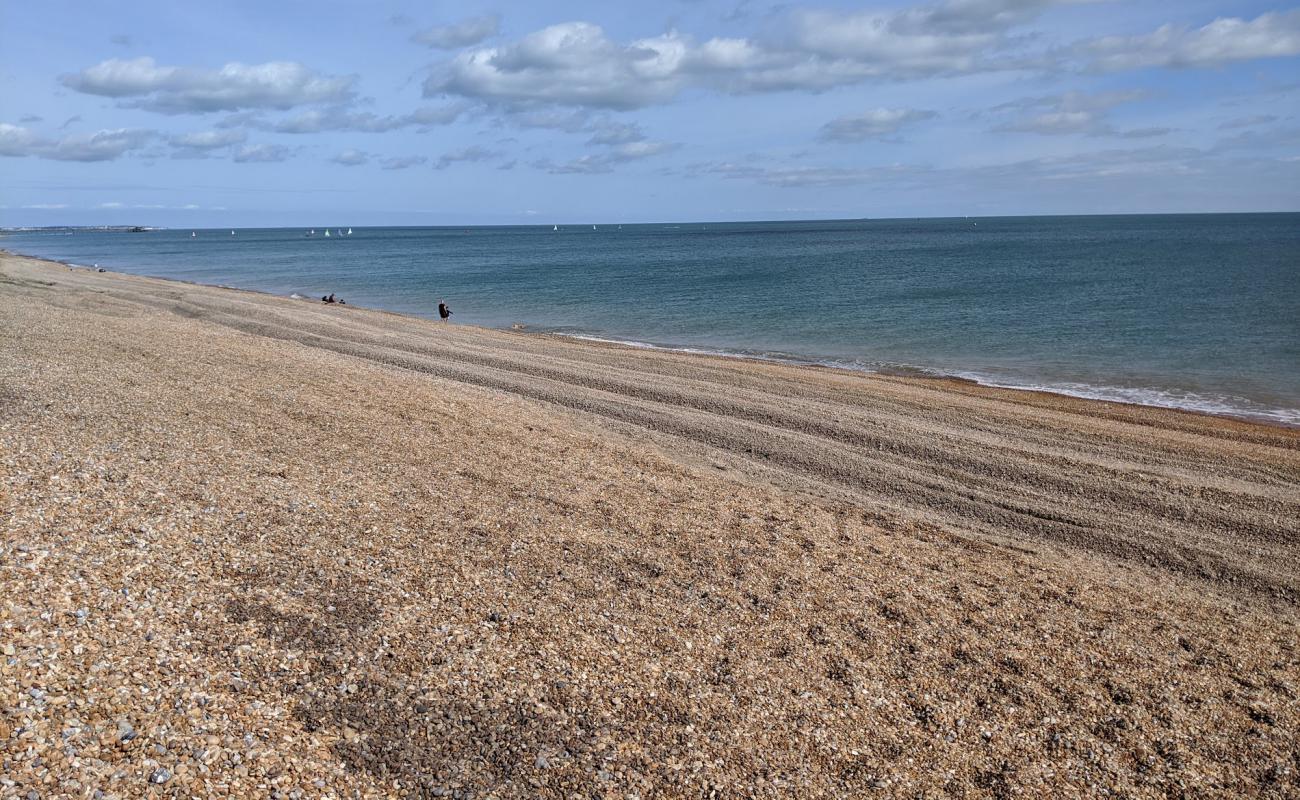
[[2, 252, 1298, 798]]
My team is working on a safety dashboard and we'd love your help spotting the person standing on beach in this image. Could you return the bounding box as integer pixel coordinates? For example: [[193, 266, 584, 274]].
[[438, 300, 452, 322]]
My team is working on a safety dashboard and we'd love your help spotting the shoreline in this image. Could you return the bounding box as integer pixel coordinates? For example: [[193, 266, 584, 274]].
[[7, 247, 1297, 430]]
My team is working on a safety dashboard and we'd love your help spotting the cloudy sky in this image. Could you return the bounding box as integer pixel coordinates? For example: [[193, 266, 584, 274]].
[[2, 0, 1298, 226]]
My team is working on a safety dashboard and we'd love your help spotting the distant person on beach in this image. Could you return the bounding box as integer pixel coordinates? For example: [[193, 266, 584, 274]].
[[323, 293, 336, 304], [438, 301, 452, 322]]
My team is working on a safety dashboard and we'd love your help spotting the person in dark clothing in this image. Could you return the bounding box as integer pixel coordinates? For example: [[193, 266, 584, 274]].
[[438, 301, 452, 321]]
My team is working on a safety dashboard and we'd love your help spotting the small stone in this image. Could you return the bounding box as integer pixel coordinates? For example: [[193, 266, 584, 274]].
[[149, 768, 171, 784]]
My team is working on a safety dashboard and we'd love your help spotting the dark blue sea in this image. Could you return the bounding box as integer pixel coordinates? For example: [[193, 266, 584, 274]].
[[5, 214, 1298, 425]]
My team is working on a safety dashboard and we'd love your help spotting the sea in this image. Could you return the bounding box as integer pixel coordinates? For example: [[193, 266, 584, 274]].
[[4, 214, 1298, 426]]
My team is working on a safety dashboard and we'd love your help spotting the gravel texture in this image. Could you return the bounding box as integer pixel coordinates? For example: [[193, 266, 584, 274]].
[[2, 253, 1297, 798]]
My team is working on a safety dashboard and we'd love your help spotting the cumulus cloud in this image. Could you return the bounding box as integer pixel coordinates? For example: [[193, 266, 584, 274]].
[[422, 4, 1300, 113], [233, 143, 292, 163], [435, 145, 501, 169], [413, 14, 501, 49], [992, 90, 1161, 137], [60, 57, 357, 114], [427, 22, 690, 109], [380, 155, 428, 170], [1079, 10, 1300, 71], [271, 103, 465, 133], [331, 149, 370, 166], [425, 2, 1101, 110], [0, 123, 155, 161], [819, 108, 936, 142]]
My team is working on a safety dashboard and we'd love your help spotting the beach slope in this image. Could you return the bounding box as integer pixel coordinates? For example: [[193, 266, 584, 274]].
[[2, 253, 1298, 798]]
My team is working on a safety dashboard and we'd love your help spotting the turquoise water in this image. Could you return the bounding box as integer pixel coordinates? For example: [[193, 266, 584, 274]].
[[5, 214, 1298, 425]]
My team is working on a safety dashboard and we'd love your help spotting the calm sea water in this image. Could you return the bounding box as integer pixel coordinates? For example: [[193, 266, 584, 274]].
[[5, 215, 1298, 425]]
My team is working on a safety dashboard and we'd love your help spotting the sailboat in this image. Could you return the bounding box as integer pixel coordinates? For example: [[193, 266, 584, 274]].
[[592, 225, 597, 230], [324, 229, 330, 237], [337, 229, 343, 237], [553, 225, 558, 231], [231, 230, 235, 236], [191, 231, 196, 238], [347, 228, 353, 235], [309, 229, 315, 236]]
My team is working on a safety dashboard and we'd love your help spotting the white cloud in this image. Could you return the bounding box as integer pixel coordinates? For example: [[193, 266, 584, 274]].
[[0, 123, 155, 161], [413, 14, 501, 49], [425, 2, 1099, 110], [1080, 10, 1300, 71], [820, 108, 937, 142], [423, 4, 1300, 114], [60, 57, 357, 114], [331, 149, 369, 166], [428, 22, 690, 110], [233, 143, 292, 163]]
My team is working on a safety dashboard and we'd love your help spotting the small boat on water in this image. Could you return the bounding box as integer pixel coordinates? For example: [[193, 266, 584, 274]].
[[347, 228, 353, 235], [231, 230, 235, 236], [553, 225, 558, 231], [191, 231, 196, 238]]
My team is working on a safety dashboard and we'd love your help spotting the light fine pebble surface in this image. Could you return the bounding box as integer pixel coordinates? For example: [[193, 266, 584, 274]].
[[1, 253, 1298, 798]]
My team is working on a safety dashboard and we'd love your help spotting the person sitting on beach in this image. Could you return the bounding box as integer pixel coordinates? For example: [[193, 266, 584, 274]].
[[324, 293, 336, 304], [438, 301, 452, 321]]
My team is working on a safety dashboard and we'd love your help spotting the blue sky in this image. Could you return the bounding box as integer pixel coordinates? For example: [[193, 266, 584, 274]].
[[1, 0, 1298, 226]]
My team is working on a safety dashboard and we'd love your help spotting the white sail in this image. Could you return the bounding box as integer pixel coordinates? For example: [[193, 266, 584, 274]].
[[347, 228, 353, 235], [325, 229, 330, 237]]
